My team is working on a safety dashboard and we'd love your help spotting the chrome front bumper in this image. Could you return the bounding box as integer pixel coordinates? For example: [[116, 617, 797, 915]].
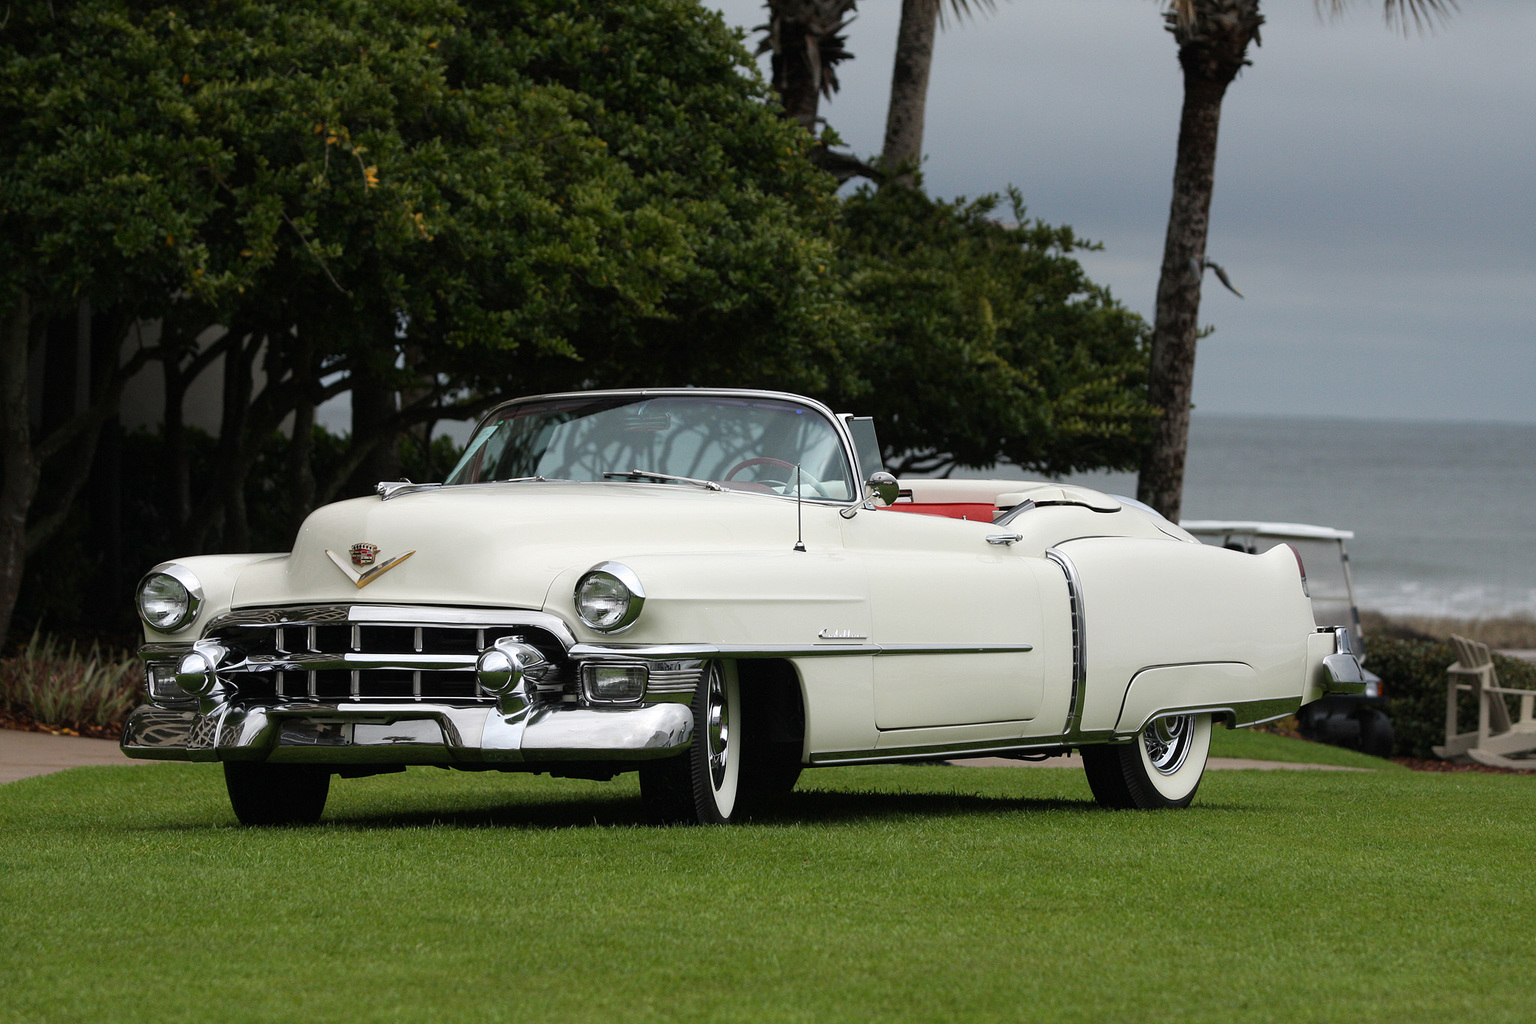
[[120, 700, 694, 765]]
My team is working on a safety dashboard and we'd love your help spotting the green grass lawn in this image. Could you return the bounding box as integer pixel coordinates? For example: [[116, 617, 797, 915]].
[[2, 754, 1531, 1023], [1209, 725, 1406, 769]]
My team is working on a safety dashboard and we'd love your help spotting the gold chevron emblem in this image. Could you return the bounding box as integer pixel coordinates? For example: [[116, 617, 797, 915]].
[[325, 548, 415, 588]]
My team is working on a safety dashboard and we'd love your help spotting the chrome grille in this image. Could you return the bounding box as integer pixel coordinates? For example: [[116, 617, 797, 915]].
[[206, 609, 570, 704]]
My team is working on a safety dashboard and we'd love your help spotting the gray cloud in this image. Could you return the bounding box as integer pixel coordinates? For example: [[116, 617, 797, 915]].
[[712, 0, 1535, 422]]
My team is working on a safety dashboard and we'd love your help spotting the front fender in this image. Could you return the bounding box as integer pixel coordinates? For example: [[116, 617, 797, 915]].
[[545, 550, 870, 649]]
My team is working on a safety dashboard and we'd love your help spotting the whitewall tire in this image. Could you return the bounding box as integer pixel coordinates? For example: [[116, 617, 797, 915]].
[[639, 661, 742, 824], [1081, 712, 1213, 810]]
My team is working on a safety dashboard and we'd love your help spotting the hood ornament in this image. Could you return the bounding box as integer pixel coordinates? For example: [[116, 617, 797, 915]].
[[326, 543, 415, 588]]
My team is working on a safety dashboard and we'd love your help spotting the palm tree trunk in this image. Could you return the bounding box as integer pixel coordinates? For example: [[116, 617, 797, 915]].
[[1137, 0, 1262, 522], [881, 0, 940, 185], [1137, 74, 1228, 522], [761, 1, 857, 131]]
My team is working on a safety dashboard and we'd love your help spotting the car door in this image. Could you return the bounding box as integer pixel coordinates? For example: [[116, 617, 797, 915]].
[[839, 507, 1059, 732]]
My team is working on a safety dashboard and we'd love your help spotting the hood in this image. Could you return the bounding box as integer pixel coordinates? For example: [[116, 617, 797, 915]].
[[230, 481, 810, 611]]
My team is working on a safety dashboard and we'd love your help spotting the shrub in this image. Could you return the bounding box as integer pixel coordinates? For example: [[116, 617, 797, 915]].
[[0, 631, 141, 733], [1371, 636, 1536, 758]]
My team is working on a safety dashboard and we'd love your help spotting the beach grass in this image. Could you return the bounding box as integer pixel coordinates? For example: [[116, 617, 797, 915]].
[[3, 759, 1533, 1023], [1363, 610, 1536, 650]]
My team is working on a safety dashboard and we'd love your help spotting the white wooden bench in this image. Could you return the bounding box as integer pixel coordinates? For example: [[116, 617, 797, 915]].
[[1433, 634, 1536, 768]]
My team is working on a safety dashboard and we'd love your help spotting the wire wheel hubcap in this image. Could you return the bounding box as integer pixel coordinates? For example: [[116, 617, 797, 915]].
[[1142, 714, 1195, 776]]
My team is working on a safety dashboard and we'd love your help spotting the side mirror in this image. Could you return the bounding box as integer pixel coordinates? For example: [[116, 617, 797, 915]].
[[866, 472, 898, 506]]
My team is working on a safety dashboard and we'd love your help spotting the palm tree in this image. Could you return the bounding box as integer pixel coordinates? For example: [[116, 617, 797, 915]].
[[880, 0, 999, 186], [756, 0, 1002, 185], [756, 0, 858, 131], [1137, 0, 1454, 521], [758, 1, 885, 180]]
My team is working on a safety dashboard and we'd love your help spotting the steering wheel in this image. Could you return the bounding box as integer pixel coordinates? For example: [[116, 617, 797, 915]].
[[723, 457, 830, 498]]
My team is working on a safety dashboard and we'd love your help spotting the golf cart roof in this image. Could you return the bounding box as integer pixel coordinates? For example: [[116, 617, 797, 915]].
[[1180, 520, 1355, 542]]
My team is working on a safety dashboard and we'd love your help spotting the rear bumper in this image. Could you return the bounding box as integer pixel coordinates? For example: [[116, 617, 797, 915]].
[[120, 700, 693, 766], [1305, 626, 1370, 703]]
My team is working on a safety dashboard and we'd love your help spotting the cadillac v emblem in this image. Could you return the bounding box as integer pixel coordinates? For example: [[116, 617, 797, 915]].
[[325, 544, 415, 588]]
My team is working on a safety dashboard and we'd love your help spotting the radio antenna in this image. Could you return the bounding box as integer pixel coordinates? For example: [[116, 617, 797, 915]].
[[793, 464, 806, 552]]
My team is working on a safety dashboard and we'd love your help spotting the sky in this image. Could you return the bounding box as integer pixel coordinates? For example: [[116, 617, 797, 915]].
[[709, 0, 1536, 424]]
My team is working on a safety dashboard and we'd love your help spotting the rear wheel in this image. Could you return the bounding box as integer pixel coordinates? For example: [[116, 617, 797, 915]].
[[640, 661, 741, 824], [1082, 712, 1212, 810], [224, 762, 331, 825]]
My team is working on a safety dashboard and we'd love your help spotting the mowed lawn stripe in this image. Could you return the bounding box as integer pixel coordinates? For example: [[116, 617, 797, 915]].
[[1, 762, 1532, 1023]]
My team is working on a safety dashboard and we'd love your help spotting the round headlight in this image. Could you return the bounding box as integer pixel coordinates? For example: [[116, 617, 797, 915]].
[[575, 562, 645, 633], [136, 564, 203, 633]]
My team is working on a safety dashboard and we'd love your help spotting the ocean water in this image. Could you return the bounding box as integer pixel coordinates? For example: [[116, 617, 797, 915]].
[[1052, 416, 1536, 618]]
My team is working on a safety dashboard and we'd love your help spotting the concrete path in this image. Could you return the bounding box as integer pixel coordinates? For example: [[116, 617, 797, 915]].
[[0, 728, 146, 785], [0, 728, 1370, 785]]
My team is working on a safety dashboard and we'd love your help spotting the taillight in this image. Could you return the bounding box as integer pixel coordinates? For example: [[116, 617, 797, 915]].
[[1284, 543, 1309, 597]]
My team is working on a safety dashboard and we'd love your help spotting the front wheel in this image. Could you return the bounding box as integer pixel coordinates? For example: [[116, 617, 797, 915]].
[[1081, 712, 1212, 810], [639, 661, 742, 824], [224, 762, 331, 825]]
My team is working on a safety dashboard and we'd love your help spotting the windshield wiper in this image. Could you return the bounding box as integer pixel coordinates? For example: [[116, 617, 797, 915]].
[[494, 475, 571, 483], [602, 469, 722, 491]]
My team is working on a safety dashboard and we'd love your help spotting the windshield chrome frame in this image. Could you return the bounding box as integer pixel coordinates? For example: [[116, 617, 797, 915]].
[[453, 388, 864, 509]]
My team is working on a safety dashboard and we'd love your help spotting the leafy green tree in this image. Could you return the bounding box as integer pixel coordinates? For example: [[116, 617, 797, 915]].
[[837, 185, 1154, 476], [0, 0, 856, 643]]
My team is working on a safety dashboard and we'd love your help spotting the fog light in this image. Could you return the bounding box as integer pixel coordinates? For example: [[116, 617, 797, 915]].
[[147, 662, 194, 701], [581, 664, 647, 703]]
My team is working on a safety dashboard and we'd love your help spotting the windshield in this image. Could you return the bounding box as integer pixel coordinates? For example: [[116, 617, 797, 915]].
[[445, 394, 856, 500]]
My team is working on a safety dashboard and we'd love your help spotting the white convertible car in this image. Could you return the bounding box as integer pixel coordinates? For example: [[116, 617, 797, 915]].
[[123, 388, 1365, 824]]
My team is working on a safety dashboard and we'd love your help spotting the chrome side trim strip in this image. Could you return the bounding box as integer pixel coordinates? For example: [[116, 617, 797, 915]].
[[810, 737, 1072, 766], [878, 644, 1035, 655], [807, 697, 1302, 765], [1044, 546, 1085, 734], [568, 642, 1033, 660]]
